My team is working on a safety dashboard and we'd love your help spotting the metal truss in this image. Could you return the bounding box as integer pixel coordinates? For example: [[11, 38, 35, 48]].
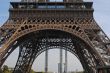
[[6, 30, 106, 73], [0, 0, 110, 73]]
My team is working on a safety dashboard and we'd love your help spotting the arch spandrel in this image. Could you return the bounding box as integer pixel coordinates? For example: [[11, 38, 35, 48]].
[[0, 23, 90, 53], [0, 23, 105, 67]]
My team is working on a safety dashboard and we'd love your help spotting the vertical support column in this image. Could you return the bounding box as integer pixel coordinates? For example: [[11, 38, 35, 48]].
[[64, 50, 67, 73], [60, 49, 63, 73], [58, 63, 60, 73], [45, 32, 49, 73], [45, 49, 48, 73]]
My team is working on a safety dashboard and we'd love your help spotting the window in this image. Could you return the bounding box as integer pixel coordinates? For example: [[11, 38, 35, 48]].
[[47, 5, 65, 8], [38, 5, 47, 8], [49, 0, 63, 2]]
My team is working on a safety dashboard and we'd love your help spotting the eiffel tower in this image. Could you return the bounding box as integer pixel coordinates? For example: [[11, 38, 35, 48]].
[[0, 0, 110, 73]]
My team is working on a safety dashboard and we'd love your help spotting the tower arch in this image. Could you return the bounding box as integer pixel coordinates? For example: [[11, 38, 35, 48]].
[[0, 0, 110, 73]]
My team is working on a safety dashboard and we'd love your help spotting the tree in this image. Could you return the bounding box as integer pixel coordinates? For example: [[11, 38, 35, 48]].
[[0, 68, 3, 73], [2, 65, 10, 73], [30, 69, 35, 73]]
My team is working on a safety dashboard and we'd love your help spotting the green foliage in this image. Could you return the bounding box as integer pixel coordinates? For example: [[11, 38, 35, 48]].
[[2, 65, 11, 73], [35, 72, 45, 73], [0, 68, 3, 73], [3, 65, 9, 73], [76, 71, 84, 73], [30, 69, 35, 73]]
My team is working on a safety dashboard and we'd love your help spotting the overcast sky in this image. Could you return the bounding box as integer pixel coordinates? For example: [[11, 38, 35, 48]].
[[0, 0, 110, 72]]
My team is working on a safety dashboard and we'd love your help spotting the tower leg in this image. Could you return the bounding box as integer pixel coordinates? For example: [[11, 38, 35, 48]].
[[13, 40, 39, 73]]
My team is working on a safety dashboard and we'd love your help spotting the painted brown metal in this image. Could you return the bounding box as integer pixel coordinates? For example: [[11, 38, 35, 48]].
[[0, 0, 110, 73]]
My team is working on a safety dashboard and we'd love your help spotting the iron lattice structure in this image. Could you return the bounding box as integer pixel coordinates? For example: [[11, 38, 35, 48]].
[[0, 0, 110, 73]]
